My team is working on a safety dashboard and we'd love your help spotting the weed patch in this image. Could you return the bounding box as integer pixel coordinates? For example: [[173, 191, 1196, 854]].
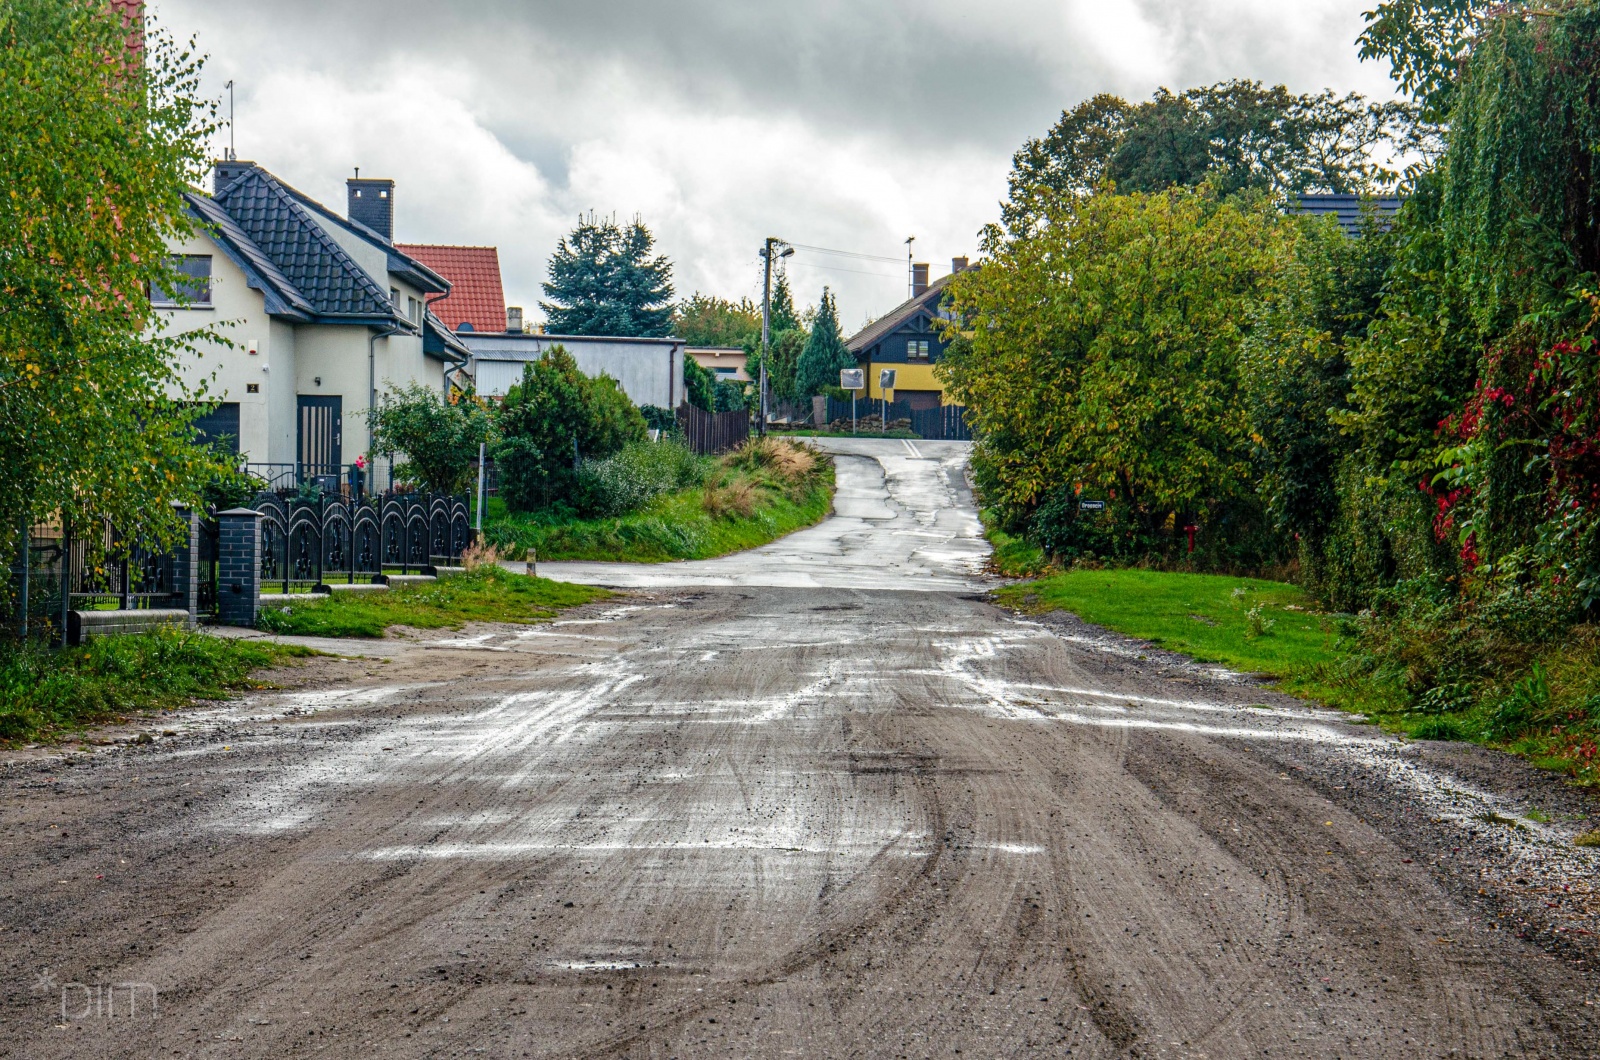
[[0, 631, 310, 745]]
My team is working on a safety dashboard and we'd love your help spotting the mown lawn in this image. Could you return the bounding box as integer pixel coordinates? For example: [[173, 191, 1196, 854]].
[[484, 441, 835, 563], [997, 569, 1386, 715], [256, 565, 608, 639], [0, 630, 312, 745]]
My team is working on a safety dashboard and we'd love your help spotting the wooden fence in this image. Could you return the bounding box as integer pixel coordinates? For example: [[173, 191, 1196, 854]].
[[677, 403, 750, 455]]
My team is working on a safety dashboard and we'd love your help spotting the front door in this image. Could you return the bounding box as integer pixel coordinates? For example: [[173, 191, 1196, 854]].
[[297, 396, 342, 485]]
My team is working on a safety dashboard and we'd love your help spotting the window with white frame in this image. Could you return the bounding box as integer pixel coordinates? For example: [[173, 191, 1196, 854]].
[[907, 339, 930, 360], [151, 255, 213, 307]]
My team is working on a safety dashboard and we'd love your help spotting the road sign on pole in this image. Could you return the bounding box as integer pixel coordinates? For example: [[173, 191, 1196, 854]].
[[841, 369, 864, 435]]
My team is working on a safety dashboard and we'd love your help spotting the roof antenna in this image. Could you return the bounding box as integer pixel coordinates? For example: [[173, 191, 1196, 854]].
[[224, 80, 237, 161], [905, 236, 916, 299], [354, 167, 360, 179]]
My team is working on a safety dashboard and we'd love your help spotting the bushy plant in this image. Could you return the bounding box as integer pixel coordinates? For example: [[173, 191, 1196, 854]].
[[495, 346, 646, 512], [368, 383, 493, 495], [574, 440, 709, 517]]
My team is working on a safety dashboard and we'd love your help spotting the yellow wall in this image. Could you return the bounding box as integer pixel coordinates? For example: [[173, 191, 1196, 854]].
[[859, 360, 954, 402]]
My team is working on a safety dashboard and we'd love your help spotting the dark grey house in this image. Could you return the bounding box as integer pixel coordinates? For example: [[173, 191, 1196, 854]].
[[845, 258, 972, 411]]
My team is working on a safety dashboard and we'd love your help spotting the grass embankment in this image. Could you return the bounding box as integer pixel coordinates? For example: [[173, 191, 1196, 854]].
[[257, 565, 607, 639], [999, 567, 1600, 787], [484, 439, 835, 563], [0, 630, 311, 745]]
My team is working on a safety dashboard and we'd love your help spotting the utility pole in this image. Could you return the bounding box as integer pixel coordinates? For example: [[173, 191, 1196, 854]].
[[759, 237, 793, 438], [905, 236, 916, 300]]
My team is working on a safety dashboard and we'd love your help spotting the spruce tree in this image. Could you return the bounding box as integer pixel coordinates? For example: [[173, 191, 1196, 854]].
[[795, 289, 855, 398], [540, 214, 675, 336]]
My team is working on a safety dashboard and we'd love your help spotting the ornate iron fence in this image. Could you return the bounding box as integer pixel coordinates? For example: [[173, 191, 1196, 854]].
[[252, 490, 473, 595]]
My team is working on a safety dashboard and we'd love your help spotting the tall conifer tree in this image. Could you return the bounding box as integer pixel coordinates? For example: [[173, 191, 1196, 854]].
[[540, 215, 675, 337]]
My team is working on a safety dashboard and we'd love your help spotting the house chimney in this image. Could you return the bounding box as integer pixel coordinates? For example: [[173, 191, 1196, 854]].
[[912, 263, 930, 297], [506, 307, 524, 333], [952, 256, 969, 274], [212, 159, 256, 196], [346, 175, 395, 241]]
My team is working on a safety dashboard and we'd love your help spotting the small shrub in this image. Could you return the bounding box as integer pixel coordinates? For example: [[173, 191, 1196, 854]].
[[461, 540, 504, 570], [576, 440, 710, 517], [704, 479, 756, 519], [1410, 715, 1466, 741], [729, 438, 816, 483], [1245, 603, 1276, 638], [1575, 830, 1600, 848]]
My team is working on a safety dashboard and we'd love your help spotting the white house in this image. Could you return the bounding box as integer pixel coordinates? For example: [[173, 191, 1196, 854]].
[[157, 161, 469, 487]]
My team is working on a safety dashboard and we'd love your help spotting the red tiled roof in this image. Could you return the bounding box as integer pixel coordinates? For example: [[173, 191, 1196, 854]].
[[395, 244, 507, 333]]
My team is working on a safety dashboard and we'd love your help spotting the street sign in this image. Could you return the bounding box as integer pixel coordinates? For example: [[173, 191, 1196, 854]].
[[840, 369, 864, 391], [879, 369, 897, 390], [1079, 500, 1107, 512]]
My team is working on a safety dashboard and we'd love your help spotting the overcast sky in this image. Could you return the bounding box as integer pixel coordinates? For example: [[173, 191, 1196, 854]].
[[152, 0, 1399, 333]]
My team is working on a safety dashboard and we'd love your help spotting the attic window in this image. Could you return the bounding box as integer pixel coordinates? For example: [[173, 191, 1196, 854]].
[[380, 190, 389, 199], [151, 255, 213, 308], [907, 339, 930, 360]]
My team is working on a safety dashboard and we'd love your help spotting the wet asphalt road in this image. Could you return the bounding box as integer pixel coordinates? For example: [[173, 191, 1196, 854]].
[[1, 438, 1597, 1059]]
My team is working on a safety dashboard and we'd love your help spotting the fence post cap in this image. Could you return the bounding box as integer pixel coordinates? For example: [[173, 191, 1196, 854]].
[[216, 508, 266, 518]]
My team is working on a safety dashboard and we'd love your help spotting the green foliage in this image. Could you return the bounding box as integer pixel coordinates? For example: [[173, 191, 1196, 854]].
[[672, 293, 760, 347], [0, 0, 228, 565], [574, 439, 711, 518], [794, 288, 854, 399], [367, 383, 492, 494], [256, 566, 606, 639], [683, 355, 716, 412], [485, 442, 834, 563], [1241, 214, 1397, 554], [0, 629, 307, 744], [945, 187, 1296, 567], [494, 346, 646, 512], [1002, 81, 1415, 235], [712, 380, 747, 413], [1358, 0, 1487, 120], [540, 214, 674, 337]]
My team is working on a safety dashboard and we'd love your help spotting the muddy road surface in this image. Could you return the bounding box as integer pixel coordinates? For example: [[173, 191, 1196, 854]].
[[2, 439, 1597, 1059]]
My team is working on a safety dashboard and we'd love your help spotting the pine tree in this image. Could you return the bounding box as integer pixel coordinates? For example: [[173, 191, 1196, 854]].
[[795, 289, 855, 398], [769, 273, 802, 333], [540, 214, 675, 337]]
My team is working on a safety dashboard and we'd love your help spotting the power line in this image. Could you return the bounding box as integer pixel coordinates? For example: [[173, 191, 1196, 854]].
[[786, 261, 905, 281], [788, 242, 908, 265]]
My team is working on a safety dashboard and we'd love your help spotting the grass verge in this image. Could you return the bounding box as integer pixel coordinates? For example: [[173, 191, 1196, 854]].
[[982, 510, 1054, 579], [257, 565, 608, 639], [484, 439, 835, 563], [0, 630, 312, 746], [999, 568, 1600, 788], [996, 569, 1377, 711]]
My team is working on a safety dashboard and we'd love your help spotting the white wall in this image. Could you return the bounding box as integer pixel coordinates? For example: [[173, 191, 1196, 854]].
[[158, 230, 278, 461], [465, 335, 684, 409]]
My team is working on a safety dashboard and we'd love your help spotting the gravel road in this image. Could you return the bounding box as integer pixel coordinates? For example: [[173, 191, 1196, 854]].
[[2, 439, 1597, 1058]]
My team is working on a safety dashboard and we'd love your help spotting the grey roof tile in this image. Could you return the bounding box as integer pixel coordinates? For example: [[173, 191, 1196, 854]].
[[213, 168, 402, 322]]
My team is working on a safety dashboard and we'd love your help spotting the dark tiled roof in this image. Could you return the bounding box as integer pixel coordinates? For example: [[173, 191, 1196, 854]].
[[846, 273, 957, 355], [1293, 194, 1404, 237], [213, 168, 402, 322], [184, 192, 315, 321], [396, 245, 506, 332]]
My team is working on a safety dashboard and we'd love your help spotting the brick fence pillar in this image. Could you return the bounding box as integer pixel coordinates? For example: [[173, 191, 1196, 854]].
[[168, 503, 200, 628], [216, 508, 263, 628]]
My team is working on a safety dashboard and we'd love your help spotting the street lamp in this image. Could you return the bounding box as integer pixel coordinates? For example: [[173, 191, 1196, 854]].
[[759, 238, 794, 438]]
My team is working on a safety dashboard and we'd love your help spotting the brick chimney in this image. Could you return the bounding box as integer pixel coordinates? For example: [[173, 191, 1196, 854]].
[[213, 159, 256, 196], [952, 256, 970, 274], [912, 263, 930, 297], [347, 175, 395, 241]]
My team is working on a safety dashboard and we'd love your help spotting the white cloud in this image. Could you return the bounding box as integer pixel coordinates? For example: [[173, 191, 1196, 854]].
[[153, 0, 1401, 334]]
